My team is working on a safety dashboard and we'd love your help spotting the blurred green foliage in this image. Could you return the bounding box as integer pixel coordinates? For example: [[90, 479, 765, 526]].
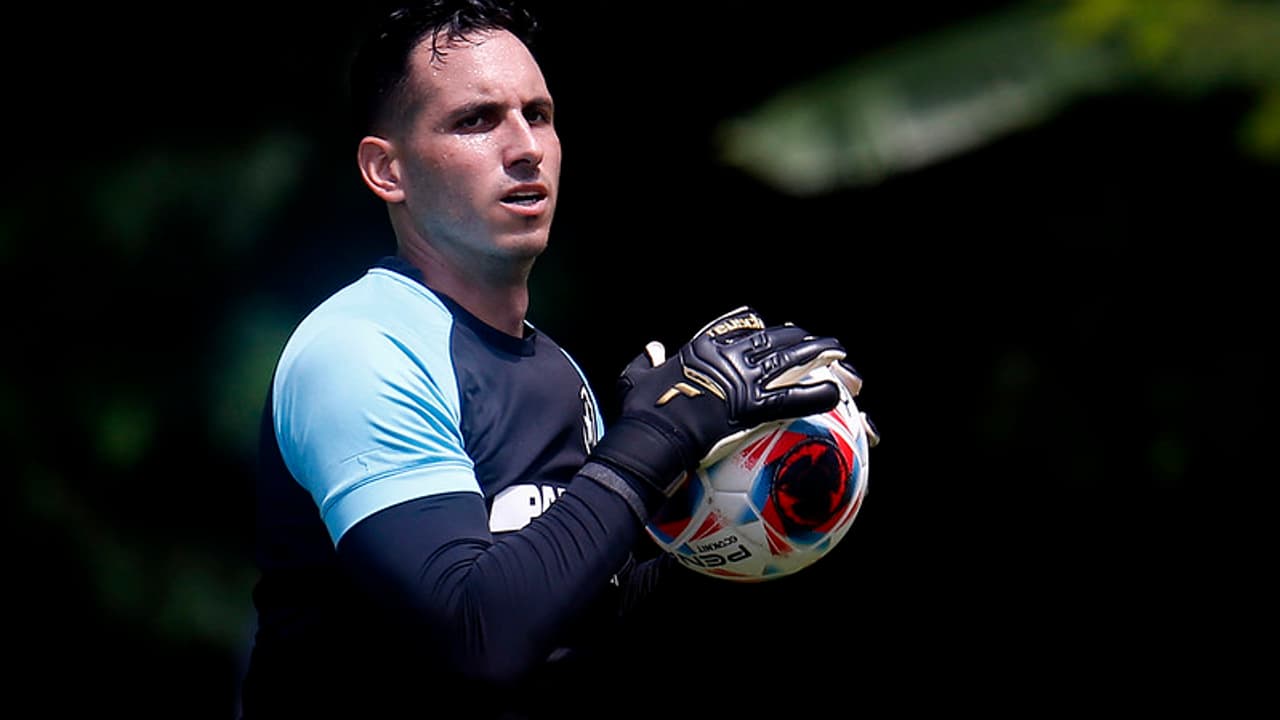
[[718, 0, 1280, 193]]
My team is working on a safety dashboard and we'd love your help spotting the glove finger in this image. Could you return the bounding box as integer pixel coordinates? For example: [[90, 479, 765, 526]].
[[691, 306, 765, 341], [830, 360, 864, 397], [752, 324, 812, 349], [643, 340, 667, 366], [621, 351, 651, 377], [617, 341, 667, 396], [621, 341, 666, 374], [761, 337, 847, 390], [748, 381, 842, 425], [861, 411, 881, 447]]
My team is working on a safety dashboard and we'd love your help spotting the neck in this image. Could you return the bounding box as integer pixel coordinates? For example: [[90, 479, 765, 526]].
[[398, 244, 532, 338]]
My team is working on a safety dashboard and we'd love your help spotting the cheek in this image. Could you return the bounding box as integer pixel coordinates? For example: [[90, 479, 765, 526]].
[[544, 134, 562, 168], [430, 143, 491, 186], [410, 150, 469, 199], [540, 142, 560, 184]]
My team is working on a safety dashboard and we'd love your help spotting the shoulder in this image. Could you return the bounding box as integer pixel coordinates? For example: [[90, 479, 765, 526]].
[[296, 268, 452, 337], [273, 269, 467, 411], [281, 269, 456, 366]]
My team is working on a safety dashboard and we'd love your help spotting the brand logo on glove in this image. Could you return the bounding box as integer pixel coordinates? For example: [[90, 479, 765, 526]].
[[654, 367, 727, 406], [706, 313, 764, 338]]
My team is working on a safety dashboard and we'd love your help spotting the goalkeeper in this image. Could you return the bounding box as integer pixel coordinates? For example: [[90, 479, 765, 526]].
[[238, 2, 874, 718]]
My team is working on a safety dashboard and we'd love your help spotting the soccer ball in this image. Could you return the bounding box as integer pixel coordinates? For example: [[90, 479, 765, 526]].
[[644, 366, 872, 582]]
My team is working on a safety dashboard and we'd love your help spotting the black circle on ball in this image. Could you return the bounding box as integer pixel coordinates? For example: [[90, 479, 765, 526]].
[[771, 436, 852, 532]]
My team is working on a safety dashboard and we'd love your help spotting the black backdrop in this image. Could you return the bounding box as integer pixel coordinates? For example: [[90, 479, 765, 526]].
[[6, 1, 1267, 715]]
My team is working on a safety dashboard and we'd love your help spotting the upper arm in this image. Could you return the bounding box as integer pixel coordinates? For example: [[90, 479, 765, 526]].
[[273, 317, 480, 544]]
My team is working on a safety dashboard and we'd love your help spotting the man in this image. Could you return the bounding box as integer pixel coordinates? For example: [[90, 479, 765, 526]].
[[239, 2, 870, 717]]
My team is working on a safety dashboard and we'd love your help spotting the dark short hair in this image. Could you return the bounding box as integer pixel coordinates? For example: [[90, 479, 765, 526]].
[[349, 0, 540, 138]]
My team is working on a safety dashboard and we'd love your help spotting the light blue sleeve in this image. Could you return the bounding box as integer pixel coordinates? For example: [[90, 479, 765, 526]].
[[272, 312, 480, 545]]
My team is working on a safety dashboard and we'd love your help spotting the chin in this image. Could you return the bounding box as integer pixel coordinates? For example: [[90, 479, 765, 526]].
[[496, 236, 549, 263], [506, 224, 551, 252]]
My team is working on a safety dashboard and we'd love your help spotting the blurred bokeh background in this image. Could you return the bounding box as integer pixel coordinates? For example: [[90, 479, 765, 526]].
[[5, 0, 1271, 715]]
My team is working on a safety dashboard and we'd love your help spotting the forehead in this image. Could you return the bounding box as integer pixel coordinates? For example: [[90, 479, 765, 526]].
[[407, 29, 549, 107]]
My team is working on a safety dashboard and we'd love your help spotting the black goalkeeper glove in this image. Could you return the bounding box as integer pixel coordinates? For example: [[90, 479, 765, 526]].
[[588, 306, 847, 501]]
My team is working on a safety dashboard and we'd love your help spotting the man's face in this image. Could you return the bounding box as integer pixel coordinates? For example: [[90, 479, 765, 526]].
[[395, 29, 560, 267]]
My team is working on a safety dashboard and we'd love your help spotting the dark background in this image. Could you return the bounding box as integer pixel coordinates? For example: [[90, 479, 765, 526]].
[[4, 1, 1269, 715]]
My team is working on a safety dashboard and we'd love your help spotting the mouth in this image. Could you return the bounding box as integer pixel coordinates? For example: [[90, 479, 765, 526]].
[[503, 191, 544, 206], [500, 186, 549, 214]]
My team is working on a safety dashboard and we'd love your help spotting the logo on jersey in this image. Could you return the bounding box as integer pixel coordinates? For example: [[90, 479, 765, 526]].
[[488, 383, 599, 532], [489, 483, 567, 532], [580, 385, 599, 452]]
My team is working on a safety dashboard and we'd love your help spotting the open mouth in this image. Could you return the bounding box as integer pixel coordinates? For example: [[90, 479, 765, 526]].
[[502, 190, 546, 206]]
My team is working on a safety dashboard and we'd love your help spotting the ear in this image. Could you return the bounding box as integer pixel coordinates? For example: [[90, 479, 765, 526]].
[[357, 135, 405, 203]]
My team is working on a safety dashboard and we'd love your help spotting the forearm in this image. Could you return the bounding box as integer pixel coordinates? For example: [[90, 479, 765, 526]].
[[337, 471, 644, 687]]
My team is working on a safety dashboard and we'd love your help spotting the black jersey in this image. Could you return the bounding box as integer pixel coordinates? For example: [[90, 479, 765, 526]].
[[241, 257, 671, 718]]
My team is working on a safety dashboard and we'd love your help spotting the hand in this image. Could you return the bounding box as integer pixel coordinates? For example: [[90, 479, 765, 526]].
[[589, 306, 847, 498], [831, 361, 881, 447]]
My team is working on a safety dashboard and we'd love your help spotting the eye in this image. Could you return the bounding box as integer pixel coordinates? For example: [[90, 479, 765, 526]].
[[525, 104, 553, 126], [456, 114, 488, 131], [453, 107, 500, 133]]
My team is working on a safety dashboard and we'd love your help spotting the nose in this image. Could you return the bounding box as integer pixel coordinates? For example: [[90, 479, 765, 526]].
[[504, 114, 544, 171]]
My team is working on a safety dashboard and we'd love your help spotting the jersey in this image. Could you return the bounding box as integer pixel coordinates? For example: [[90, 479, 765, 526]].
[[239, 256, 665, 719], [269, 255, 603, 544]]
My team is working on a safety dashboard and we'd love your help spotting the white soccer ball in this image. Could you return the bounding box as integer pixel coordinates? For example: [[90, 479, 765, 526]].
[[644, 366, 872, 582]]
